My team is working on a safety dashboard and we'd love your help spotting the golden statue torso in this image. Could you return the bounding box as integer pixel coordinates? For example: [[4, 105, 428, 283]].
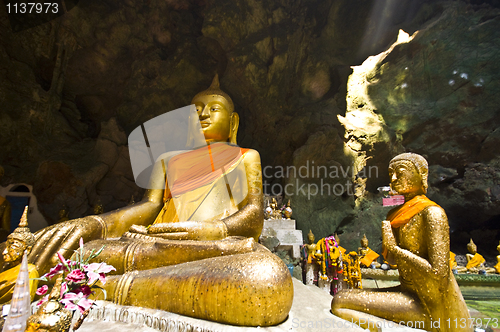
[[393, 209, 427, 292]]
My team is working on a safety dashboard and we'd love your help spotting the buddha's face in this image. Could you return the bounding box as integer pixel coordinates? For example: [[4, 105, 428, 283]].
[[308, 234, 315, 244], [2, 238, 26, 263], [388, 160, 423, 196], [467, 243, 477, 254], [193, 95, 232, 143], [361, 239, 368, 248]]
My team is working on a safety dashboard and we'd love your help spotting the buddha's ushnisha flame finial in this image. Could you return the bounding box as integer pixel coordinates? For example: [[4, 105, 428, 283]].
[[191, 74, 234, 113], [8, 206, 35, 247], [19, 206, 28, 228]]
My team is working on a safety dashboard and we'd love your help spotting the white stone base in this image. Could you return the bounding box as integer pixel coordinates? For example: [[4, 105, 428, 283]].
[[73, 278, 425, 332]]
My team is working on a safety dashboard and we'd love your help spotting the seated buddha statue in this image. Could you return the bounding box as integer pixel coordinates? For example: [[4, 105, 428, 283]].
[[5, 76, 293, 326], [358, 234, 380, 268], [302, 230, 318, 285], [0, 206, 38, 304], [332, 153, 471, 332], [457, 238, 495, 274]]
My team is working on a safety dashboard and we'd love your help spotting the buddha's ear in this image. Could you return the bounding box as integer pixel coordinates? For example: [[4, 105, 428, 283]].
[[229, 112, 239, 145]]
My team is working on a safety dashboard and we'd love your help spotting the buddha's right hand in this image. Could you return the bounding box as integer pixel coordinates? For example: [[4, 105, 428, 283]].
[[29, 215, 105, 276]]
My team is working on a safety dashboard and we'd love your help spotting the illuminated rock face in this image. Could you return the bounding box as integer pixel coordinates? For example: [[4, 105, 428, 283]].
[[337, 2, 500, 254], [0, 0, 499, 253]]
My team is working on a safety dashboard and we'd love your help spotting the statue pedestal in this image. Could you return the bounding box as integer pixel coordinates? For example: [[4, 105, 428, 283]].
[[261, 219, 303, 258], [75, 279, 393, 332]]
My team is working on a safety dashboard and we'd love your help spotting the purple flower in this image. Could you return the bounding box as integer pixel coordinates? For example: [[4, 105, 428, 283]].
[[35, 285, 48, 296], [60, 292, 94, 314], [84, 262, 115, 285], [36, 295, 49, 306], [43, 263, 65, 280], [57, 252, 68, 266], [61, 281, 68, 295], [73, 285, 92, 297], [66, 269, 86, 283]]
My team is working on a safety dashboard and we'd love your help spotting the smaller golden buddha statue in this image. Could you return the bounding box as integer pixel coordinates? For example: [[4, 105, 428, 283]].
[[0, 206, 38, 304], [457, 239, 495, 274], [26, 274, 73, 332], [270, 198, 282, 219], [358, 234, 380, 268], [283, 200, 292, 219], [0, 166, 12, 241], [302, 230, 318, 285], [495, 241, 500, 274], [93, 197, 104, 215], [334, 233, 346, 256]]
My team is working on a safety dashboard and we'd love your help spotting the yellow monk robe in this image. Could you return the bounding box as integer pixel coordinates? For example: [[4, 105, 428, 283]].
[[0, 264, 38, 304], [494, 261, 500, 274], [360, 248, 380, 267], [450, 251, 457, 269], [154, 143, 249, 224], [382, 195, 438, 260], [466, 253, 485, 270]]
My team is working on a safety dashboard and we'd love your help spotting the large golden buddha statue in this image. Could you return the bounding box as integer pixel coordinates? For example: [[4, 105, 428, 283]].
[[2, 76, 293, 326], [331, 153, 471, 332]]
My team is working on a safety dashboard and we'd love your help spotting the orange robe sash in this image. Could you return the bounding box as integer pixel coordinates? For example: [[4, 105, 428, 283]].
[[382, 195, 438, 259], [387, 195, 438, 229], [360, 248, 380, 267], [168, 143, 248, 197], [466, 253, 485, 270], [153, 143, 249, 225], [450, 251, 457, 269]]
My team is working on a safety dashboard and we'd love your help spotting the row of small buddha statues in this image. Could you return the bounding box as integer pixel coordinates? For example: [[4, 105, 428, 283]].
[[0, 75, 495, 332], [304, 229, 500, 276], [264, 197, 293, 220]]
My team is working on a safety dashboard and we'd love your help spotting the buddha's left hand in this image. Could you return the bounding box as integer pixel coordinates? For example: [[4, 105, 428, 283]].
[[381, 220, 397, 252], [147, 220, 228, 241]]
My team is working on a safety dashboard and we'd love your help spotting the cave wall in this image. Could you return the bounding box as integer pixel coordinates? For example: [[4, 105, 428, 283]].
[[0, 0, 499, 257]]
